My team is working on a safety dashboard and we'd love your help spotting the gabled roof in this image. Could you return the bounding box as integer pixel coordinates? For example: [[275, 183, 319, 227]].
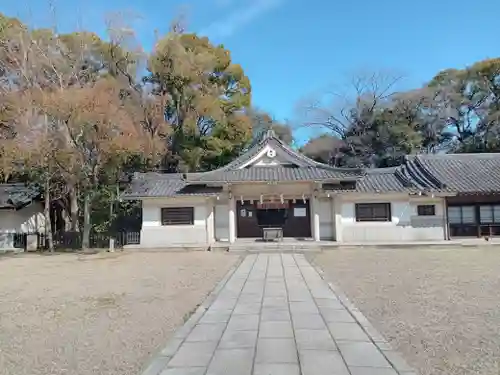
[[220, 129, 330, 170], [404, 153, 500, 194], [182, 129, 364, 183], [122, 130, 367, 198], [0, 184, 41, 210]]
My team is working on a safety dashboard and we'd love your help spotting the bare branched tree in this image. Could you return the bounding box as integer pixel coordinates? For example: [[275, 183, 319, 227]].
[[297, 69, 405, 138]]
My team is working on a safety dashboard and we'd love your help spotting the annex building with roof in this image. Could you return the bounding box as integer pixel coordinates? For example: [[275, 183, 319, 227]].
[[0, 183, 45, 250], [122, 130, 500, 247]]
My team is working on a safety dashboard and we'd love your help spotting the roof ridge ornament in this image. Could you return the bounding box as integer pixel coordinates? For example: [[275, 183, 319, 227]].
[[264, 128, 276, 140]]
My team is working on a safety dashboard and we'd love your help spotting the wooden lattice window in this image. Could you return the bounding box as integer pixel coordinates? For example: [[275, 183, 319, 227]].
[[161, 207, 194, 225]]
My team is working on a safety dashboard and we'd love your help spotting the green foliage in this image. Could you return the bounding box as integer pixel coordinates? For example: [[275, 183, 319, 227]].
[[144, 32, 253, 172], [249, 108, 294, 145], [300, 134, 343, 164], [429, 58, 500, 153]]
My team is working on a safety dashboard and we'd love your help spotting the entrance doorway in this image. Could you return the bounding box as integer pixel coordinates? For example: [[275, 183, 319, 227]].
[[236, 200, 312, 239]]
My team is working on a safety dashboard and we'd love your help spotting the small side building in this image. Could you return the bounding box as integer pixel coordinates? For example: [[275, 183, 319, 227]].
[[401, 153, 500, 239], [122, 130, 457, 248], [0, 184, 45, 250]]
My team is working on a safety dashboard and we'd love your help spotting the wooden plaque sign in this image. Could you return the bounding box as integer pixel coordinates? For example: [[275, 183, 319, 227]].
[[256, 201, 289, 209]]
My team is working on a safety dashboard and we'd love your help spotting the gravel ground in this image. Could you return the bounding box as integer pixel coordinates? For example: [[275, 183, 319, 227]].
[[0, 251, 238, 375], [310, 247, 500, 375]]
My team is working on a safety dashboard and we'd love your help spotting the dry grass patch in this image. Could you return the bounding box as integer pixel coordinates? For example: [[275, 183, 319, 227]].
[[0, 251, 238, 375], [310, 247, 500, 375]]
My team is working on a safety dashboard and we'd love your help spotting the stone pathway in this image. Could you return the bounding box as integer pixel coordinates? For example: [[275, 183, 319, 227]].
[[143, 254, 417, 375]]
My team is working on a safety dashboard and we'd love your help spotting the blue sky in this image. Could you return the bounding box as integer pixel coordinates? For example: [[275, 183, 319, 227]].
[[2, 0, 499, 144]]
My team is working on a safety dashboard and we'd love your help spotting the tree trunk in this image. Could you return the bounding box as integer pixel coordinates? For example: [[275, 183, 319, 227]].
[[82, 193, 91, 250], [44, 177, 54, 252], [62, 209, 72, 231], [70, 186, 79, 232]]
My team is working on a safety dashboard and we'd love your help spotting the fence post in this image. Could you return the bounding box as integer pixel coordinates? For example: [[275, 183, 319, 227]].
[[109, 237, 115, 252]]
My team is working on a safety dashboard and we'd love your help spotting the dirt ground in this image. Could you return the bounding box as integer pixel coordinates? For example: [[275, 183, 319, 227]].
[[0, 251, 238, 375], [310, 247, 500, 375]]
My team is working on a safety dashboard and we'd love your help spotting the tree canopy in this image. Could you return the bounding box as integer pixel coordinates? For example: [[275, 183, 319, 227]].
[[300, 63, 500, 167]]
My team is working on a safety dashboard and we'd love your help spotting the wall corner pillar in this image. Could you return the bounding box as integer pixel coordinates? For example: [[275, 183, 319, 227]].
[[334, 197, 343, 243], [228, 195, 236, 243], [311, 195, 321, 241]]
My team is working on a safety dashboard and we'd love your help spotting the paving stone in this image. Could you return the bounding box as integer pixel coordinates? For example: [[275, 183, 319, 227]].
[[259, 321, 293, 338], [144, 254, 414, 375], [244, 281, 265, 289], [199, 310, 233, 324], [294, 329, 337, 351], [348, 367, 398, 375], [291, 313, 327, 330], [238, 294, 263, 303], [337, 342, 392, 368], [301, 274, 321, 282], [315, 298, 343, 309], [160, 338, 183, 357], [320, 308, 355, 323], [160, 368, 207, 375], [253, 363, 301, 375], [218, 330, 258, 349], [210, 298, 238, 311], [168, 341, 218, 367], [255, 338, 298, 364], [382, 350, 415, 372], [206, 348, 254, 375], [288, 293, 314, 302], [242, 284, 265, 294], [261, 307, 291, 321], [248, 275, 266, 281], [217, 291, 241, 300], [350, 310, 370, 325], [233, 303, 261, 315], [376, 341, 393, 351], [363, 324, 388, 343], [286, 287, 307, 294], [265, 283, 286, 290], [262, 296, 288, 308], [299, 350, 350, 375], [226, 314, 260, 331], [285, 280, 306, 286], [266, 279, 286, 285], [327, 322, 370, 342], [309, 286, 337, 299], [264, 289, 288, 297], [290, 301, 319, 315], [185, 323, 226, 342]]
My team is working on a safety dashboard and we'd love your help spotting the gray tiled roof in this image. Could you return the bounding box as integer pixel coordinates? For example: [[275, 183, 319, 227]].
[[122, 166, 363, 198], [122, 173, 223, 198], [408, 153, 500, 194], [356, 168, 417, 192], [0, 184, 40, 209], [322, 168, 425, 193], [187, 166, 363, 183]]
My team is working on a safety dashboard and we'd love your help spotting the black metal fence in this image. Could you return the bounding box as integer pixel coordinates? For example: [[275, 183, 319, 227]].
[[12, 231, 141, 251]]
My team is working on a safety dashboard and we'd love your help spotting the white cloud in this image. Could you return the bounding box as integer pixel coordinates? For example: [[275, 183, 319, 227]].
[[200, 0, 283, 39]]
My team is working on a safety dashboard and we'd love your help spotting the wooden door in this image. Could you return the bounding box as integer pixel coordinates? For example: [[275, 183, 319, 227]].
[[236, 201, 261, 238], [283, 200, 312, 238]]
